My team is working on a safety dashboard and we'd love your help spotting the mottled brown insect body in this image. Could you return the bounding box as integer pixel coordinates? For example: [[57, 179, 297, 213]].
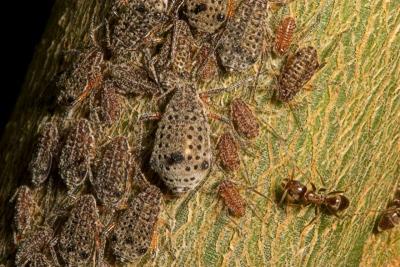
[[58, 194, 102, 266], [91, 136, 131, 209], [15, 227, 55, 267], [218, 179, 246, 217], [89, 81, 123, 126], [217, 132, 240, 172], [11, 185, 36, 244], [59, 119, 95, 194], [29, 253, 53, 267], [217, 0, 268, 71], [56, 47, 105, 107], [150, 85, 212, 194], [109, 64, 159, 96], [193, 43, 219, 82], [109, 0, 168, 62], [155, 20, 197, 84], [274, 17, 296, 55], [276, 46, 320, 102], [184, 0, 229, 34], [29, 122, 59, 187], [110, 185, 161, 262], [231, 99, 260, 139]]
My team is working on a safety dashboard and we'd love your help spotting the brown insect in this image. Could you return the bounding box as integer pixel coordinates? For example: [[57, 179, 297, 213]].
[[57, 194, 104, 266], [303, 183, 350, 218], [110, 185, 162, 262], [217, 132, 240, 172], [276, 46, 321, 102], [274, 16, 296, 55], [377, 186, 400, 232], [192, 43, 219, 82], [279, 173, 307, 205], [15, 227, 58, 267], [58, 119, 95, 194], [91, 136, 132, 210], [218, 179, 246, 217], [279, 170, 350, 221], [10, 185, 37, 245], [29, 121, 59, 187], [230, 98, 260, 139], [89, 81, 123, 126]]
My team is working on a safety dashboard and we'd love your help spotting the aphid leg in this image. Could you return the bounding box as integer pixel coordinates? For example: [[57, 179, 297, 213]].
[[223, 210, 244, 236], [49, 237, 61, 267]]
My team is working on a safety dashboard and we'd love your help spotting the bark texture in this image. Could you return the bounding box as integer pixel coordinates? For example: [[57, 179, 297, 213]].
[[0, 0, 399, 266]]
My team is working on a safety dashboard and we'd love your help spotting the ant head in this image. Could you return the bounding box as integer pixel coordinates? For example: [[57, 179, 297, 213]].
[[281, 178, 307, 202]]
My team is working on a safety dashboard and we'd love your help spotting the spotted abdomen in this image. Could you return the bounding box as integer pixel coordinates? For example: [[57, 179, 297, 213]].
[[150, 87, 212, 194], [276, 46, 320, 102]]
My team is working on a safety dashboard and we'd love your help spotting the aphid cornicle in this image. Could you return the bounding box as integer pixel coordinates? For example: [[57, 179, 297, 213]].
[[150, 85, 212, 194], [217, 132, 240, 172], [58, 194, 103, 266], [110, 185, 161, 262], [274, 16, 296, 55], [29, 121, 59, 187], [218, 179, 246, 217], [217, 0, 269, 71], [58, 119, 95, 194], [91, 136, 131, 209], [276, 46, 320, 102], [230, 98, 260, 139]]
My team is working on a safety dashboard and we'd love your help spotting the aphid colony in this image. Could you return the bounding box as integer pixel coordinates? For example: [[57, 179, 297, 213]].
[[7, 0, 395, 266]]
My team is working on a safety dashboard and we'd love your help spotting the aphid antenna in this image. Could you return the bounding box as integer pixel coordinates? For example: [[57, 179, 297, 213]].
[[200, 69, 271, 98]]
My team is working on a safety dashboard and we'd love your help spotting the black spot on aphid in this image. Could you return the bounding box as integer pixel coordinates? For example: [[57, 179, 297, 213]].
[[135, 4, 146, 13], [190, 177, 196, 181], [167, 152, 184, 165], [185, 166, 191, 171], [216, 13, 225, 22], [80, 251, 89, 259], [193, 3, 207, 14], [201, 160, 209, 169], [198, 136, 203, 141]]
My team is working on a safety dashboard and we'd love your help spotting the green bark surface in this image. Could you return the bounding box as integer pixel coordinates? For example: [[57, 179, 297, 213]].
[[0, 0, 399, 266]]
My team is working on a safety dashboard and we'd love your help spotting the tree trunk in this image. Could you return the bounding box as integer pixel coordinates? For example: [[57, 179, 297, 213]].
[[0, 0, 399, 266]]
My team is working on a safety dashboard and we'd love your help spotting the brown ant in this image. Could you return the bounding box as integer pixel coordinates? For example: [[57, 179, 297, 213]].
[[279, 168, 350, 224], [376, 185, 400, 232]]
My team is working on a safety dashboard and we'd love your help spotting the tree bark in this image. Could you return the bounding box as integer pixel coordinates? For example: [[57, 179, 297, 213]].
[[1, 0, 399, 266]]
